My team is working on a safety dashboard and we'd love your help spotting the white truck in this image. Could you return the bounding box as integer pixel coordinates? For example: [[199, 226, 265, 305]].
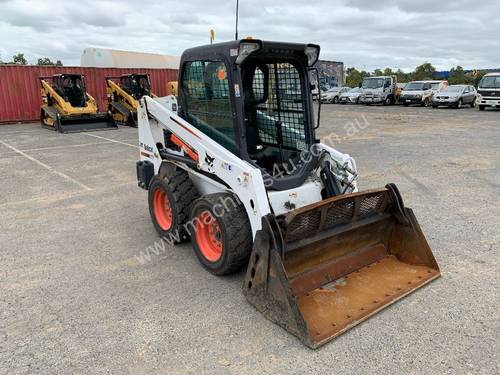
[[359, 76, 399, 105], [476, 73, 500, 110]]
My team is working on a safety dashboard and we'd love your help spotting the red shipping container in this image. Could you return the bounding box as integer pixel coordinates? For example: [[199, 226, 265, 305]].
[[0, 65, 178, 123]]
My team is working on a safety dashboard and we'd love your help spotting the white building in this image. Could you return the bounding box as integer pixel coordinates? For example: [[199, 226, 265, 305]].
[[81, 48, 180, 69]]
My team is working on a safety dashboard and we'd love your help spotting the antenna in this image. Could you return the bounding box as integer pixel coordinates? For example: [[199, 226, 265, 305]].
[[235, 0, 239, 40]]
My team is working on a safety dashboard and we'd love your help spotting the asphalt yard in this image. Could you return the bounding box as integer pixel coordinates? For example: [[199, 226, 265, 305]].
[[1, 103, 498, 374]]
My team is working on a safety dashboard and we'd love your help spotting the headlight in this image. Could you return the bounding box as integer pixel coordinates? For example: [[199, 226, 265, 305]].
[[477, 94, 482, 100], [235, 41, 261, 64]]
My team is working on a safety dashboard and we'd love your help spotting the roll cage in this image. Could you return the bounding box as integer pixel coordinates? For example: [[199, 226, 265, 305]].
[[177, 40, 321, 190]]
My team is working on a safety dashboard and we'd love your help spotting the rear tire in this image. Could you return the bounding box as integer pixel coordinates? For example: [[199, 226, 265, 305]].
[[148, 169, 198, 242], [333, 96, 339, 104], [190, 193, 252, 275]]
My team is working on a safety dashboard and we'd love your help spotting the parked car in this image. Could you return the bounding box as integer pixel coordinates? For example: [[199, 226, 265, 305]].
[[400, 80, 448, 106], [476, 73, 500, 110], [432, 85, 477, 108], [358, 76, 399, 105], [339, 87, 363, 104], [320, 87, 351, 104]]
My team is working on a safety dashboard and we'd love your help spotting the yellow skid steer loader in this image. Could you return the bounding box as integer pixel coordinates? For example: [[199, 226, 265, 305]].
[[135, 39, 440, 348], [106, 74, 155, 127], [40, 74, 116, 133]]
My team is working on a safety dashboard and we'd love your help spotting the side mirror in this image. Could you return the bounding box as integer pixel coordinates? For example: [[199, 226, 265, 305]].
[[358, 83, 362, 88], [308, 67, 321, 129], [308, 70, 318, 90]]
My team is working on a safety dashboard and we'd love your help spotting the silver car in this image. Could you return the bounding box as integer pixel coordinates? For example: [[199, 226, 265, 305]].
[[339, 87, 363, 104], [320, 87, 351, 104], [432, 85, 477, 108]]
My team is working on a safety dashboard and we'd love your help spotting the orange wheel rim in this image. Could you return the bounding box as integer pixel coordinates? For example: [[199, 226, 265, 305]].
[[153, 188, 172, 230], [195, 211, 223, 262]]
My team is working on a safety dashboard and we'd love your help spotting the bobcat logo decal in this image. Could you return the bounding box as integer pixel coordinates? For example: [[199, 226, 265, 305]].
[[205, 153, 215, 168]]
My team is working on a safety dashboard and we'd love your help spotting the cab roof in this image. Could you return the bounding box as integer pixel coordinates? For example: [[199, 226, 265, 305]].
[[180, 39, 318, 65]]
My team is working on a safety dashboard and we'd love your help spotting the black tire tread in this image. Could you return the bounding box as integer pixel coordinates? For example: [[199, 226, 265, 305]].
[[148, 168, 198, 242], [191, 193, 253, 275], [164, 169, 198, 229]]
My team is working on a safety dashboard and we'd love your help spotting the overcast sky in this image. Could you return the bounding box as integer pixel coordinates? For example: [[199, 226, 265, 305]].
[[1, 0, 499, 71]]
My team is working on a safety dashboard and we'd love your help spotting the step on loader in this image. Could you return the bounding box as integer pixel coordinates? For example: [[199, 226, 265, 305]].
[[40, 74, 116, 133], [135, 39, 441, 348], [106, 74, 156, 127]]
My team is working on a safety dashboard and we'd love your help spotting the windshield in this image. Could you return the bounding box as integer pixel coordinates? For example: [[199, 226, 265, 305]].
[[430, 83, 441, 90], [479, 76, 500, 89], [348, 88, 362, 93], [362, 78, 384, 89], [326, 88, 340, 92], [404, 82, 425, 91], [443, 86, 463, 93]]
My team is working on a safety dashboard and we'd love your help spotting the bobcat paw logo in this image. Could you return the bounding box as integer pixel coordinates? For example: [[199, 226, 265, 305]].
[[205, 153, 215, 168]]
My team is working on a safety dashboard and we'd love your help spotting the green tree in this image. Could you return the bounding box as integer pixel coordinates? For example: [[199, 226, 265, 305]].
[[373, 69, 383, 76], [383, 68, 394, 76], [345, 68, 369, 88], [55, 60, 63, 66], [37, 57, 55, 65], [395, 69, 410, 83], [448, 66, 474, 85], [11, 53, 27, 65], [412, 63, 436, 80], [472, 70, 486, 87]]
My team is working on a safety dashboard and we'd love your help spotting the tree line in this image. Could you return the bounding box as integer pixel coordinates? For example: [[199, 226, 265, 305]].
[[346, 63, 487, 87], [0, 53, 63, 66]]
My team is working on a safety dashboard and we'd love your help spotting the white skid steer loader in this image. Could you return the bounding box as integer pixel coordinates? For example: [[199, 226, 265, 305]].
[[136, 39, 440, 348]]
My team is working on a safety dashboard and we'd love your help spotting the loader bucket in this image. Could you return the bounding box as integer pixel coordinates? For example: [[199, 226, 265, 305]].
[[57, 113, 117, 133], [243, 184, 440, 349]]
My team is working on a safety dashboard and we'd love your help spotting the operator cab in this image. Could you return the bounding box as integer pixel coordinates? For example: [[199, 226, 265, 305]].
[[120, 74, 152, 100], [52, 74, 87, 107], [178, 40, 321, 190]]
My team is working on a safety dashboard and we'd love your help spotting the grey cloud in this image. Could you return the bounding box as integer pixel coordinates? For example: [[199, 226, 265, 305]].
[[0, 0, 498, 70]]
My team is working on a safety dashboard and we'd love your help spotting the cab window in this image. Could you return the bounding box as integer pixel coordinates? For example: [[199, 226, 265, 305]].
[[181, 60, 237, 153]]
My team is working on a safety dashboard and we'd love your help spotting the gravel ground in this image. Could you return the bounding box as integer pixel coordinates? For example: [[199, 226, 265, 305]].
[[0, 104, 499, 374]]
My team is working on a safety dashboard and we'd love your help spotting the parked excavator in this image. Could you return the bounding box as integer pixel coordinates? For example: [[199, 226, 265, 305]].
[[40, 74, 116, 133], [135, 39, 441, 348], [106, 74, 155, 127]]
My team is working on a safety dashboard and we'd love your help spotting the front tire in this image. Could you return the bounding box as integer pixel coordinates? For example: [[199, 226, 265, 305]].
[[148, 169, 198, 242], [456, 99, 463, 109], [479, 105, 485, 111], [333, 96, 339, 104], [190, 193, 252, 275]]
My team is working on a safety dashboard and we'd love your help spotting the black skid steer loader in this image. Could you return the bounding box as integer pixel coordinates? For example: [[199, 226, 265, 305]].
[[135, 39, 441, 348], [40, 74, 116, 133]]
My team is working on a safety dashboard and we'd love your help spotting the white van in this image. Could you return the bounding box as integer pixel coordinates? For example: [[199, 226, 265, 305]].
[[477, 73, 500, 110], [400, 80, 448, 106]]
